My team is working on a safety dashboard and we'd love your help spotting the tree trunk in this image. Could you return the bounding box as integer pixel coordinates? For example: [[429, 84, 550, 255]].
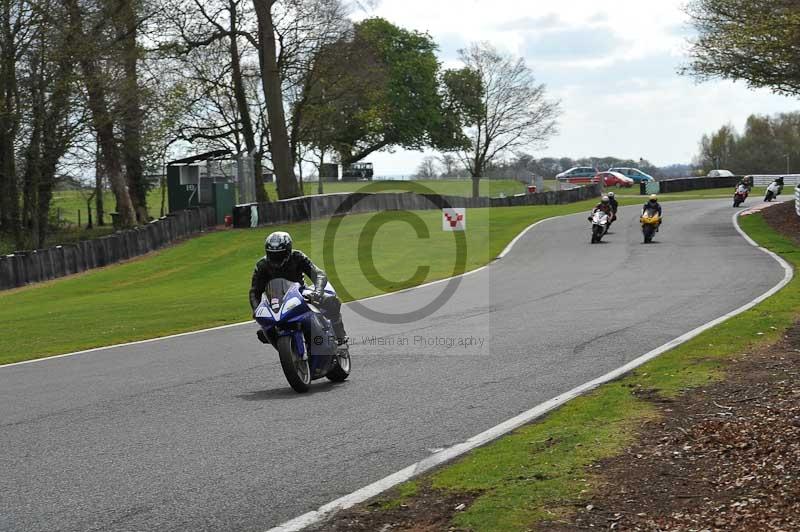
[[297, 158, 304, 195], [23, 117, 42, 249], [86, 192, 94, 229], [0, 0, 20, 242], [472, 151, 482, 198], [253, 0, 300, 199], [64, 0, 136, 228], [229, 1, 266, 203], [95, 148, 105, 226], [115, 0, 148, 223], [317, 149, 325, 195]]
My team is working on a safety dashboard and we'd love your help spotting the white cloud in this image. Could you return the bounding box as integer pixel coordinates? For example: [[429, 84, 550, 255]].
[[355, 0, 799, 173]]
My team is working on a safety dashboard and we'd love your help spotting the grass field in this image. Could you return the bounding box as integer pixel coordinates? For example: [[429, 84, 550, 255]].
[[0, 199, 604, 365], [51, 188, 166, 225], [366, 211, 799, 531]]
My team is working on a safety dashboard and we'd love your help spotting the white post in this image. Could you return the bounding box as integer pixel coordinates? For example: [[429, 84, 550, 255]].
[[795, 184, 800, 217]]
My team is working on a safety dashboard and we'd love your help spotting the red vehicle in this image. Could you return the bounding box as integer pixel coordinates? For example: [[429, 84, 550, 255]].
[[593, 171, 635, 188]]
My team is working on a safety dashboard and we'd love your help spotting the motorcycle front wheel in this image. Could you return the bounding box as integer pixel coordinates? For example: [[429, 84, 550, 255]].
[[643, 225, 654, 243], [278, 335, 311, 393], [592, 226, 604, 243]]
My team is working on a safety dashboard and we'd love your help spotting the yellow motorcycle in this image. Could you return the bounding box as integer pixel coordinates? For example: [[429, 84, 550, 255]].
[[640, 210, 661, 244]]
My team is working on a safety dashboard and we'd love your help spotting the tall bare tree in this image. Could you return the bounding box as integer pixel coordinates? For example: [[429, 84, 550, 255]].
[[63, 0, 137, 227], [252, 0, 299, 198], [167, 0, 270, 202], [453, 42, 560, 198], [0, 0, 26, 242], [110, 0, 149, 222]]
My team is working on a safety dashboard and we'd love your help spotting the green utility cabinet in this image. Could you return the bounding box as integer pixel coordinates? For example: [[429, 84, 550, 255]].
[[167, 151, 236, 225], [211, 182, 235, 225]]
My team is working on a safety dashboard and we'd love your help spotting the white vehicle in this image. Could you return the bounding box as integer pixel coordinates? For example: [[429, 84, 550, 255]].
[[590, 211, 610, 244], [708, 169, 735, 177], [556, 167, 597, 182]]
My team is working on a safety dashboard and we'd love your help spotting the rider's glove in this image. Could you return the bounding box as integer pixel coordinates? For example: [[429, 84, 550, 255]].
[[309, 289, 323, 303]]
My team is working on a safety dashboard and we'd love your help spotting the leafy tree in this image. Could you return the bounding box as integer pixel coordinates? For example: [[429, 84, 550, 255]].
[[695, 112, 800, 174], [696, 124, 738, 171], [298, 18, 465, 168], [685, 0, 800, 96]]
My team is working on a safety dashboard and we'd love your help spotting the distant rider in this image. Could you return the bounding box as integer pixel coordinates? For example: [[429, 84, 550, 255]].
[[607, 191, 619, 224], [735, 182, 749, 196], [738, 176, 753, 193], [642, 194, 663, 230], [249, 231, 348, 346]]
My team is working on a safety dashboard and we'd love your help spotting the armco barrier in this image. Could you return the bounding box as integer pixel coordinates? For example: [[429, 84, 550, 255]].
[[233, 184, 602, 229], [655, 176, 740, 194], [0, 207, 217, 291]]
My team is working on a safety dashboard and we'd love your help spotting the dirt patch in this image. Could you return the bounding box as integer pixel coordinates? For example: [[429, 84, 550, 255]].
[[309, 483, 479, 532], [762, 200, 800, 245], [543, 324, 800, 531]]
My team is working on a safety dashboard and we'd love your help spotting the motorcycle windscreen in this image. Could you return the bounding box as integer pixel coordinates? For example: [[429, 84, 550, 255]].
[[265, 278, 296, 306]]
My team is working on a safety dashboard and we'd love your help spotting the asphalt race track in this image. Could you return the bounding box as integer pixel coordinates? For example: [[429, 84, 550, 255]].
[[0, 199, 787, 532]]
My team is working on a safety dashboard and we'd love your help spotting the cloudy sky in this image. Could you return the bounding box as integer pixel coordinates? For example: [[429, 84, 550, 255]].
[[353, 0, 799, 174]]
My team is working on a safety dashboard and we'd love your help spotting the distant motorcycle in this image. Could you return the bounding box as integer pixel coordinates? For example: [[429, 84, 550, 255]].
[[590, 211, 610, 244], [733, 188, 749, 208], [254, 278, 350, 393], [640, 208, 661, 244], [764, 181, 783, 202]]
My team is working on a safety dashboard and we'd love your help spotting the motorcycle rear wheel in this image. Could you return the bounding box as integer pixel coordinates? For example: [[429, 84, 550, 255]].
[[326, 348, 351, 382], [278, 335, 311, 393]]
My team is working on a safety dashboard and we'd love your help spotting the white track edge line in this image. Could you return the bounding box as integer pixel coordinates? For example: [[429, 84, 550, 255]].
[[1, 215, 571, 369], [265, 210, 794, 532]]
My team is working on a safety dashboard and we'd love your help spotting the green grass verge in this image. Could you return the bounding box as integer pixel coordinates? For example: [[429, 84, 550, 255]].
[[373, 211, 798, 531], [0, 199, 604, 365]]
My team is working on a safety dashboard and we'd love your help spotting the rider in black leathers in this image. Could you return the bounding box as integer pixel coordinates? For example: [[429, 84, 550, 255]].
[[249, 231, 348, 344]]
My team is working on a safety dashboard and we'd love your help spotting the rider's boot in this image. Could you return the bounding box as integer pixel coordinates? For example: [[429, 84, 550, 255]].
[[332, 319, 349, 348]]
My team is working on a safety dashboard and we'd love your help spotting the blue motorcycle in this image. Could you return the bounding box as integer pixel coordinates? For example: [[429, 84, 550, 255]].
[[254, 278, 350, 393]]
